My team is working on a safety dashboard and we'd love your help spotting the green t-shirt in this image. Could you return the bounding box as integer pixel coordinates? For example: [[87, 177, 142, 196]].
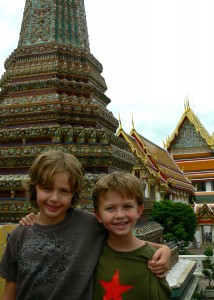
[[93, 243, 171, 300]]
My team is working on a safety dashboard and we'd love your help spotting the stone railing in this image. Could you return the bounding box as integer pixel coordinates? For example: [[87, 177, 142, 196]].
[[180, 254, 214, 275]]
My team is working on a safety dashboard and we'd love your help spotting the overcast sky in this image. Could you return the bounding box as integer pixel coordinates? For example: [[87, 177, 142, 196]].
[[0, 0, 213, 147]]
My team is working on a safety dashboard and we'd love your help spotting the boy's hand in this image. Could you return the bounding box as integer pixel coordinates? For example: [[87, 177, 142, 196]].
[[19, 213, 37, 226], [148, 246, 171, 278]]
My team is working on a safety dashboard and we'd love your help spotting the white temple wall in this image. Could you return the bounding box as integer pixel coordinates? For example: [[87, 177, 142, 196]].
[[206, 181, 212, 192]]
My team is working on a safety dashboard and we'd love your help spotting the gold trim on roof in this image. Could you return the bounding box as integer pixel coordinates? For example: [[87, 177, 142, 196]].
[[165, 101, 214, 149], [131, 128, 195, 193], [195, 202, 214, 221], [116, 127, 141, 158], [116, 120, 195, 194]]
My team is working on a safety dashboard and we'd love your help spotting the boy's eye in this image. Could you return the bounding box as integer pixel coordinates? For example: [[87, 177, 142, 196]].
[[40, 186, 50, 191], [60, 189, 70, 194], [43, 189, 51, 193], [106, 207, 114, 212], [124, 205, 133, 209]]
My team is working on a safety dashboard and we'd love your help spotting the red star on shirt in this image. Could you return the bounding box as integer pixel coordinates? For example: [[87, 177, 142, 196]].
[[99, 269, 133, 300]]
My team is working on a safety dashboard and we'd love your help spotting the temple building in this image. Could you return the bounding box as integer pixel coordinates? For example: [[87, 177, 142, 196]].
[[165, 99, 214, 246], [118, 118, 195, 202]]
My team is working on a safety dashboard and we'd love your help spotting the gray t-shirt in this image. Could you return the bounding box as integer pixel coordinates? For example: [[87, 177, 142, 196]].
[[0, 208, 107, 300]]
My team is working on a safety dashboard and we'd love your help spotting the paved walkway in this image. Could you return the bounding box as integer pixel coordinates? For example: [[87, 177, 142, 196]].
[[189, 244, 213, 255], [189, 248, 205, 255]]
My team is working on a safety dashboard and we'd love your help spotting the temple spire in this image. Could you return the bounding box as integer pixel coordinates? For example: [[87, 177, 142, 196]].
[[131, 114, 135, 130], [18, 0, 90, 49], [118, 113, 123, 130]]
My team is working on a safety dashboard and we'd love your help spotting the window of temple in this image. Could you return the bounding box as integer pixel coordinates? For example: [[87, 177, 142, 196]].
[[135, 170, 140, 178], [196, 181, 206, 191], [150, 185, 155, 200], [211, 180, 214, 191]]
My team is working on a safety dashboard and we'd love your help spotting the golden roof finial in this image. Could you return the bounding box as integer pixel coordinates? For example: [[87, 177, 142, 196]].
[[184, 95, 190, 111], [118, 112, 122, 130], [132, 114, 135, 130]]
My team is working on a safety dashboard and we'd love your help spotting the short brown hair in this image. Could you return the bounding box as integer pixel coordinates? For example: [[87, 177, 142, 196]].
[[22, 150, 84, 207], [92, 172, 144, 210]]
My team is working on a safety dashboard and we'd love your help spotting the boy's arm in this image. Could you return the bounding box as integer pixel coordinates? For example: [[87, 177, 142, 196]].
[[2, 281, 16, 300], [147, 242, 171, 278], [20, 215, 171, 278]]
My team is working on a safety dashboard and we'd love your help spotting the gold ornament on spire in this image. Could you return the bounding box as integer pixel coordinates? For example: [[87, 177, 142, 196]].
[[132, 114, 135, 130], [118, 113, 122, 130]]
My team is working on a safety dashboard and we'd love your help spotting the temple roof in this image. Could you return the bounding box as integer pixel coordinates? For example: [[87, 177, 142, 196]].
[[194, 202, 214, 222], [175, 158, 214, 181], [164, 101, 214, 150], [116, 120, 195, 194]]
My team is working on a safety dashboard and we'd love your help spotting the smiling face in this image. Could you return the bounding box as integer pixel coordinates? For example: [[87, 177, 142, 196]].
[[36, 172, 73, 225], [95, 190, 143, 239]]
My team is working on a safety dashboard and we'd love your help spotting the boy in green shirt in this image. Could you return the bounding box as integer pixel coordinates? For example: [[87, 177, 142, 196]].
[[92, 172, 171, 300]]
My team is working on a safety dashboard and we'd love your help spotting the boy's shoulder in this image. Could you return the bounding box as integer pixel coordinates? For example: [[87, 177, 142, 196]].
[[74, 208, 96, 221], [7, 224, 32, 242], [10, 224, 30, 234], [138, 242, 157, 260], [73, 208, 106, 232]]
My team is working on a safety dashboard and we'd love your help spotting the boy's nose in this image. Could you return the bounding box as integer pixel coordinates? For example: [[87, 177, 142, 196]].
[[115, 208, 125, 218], [49, 191, 58, 201]]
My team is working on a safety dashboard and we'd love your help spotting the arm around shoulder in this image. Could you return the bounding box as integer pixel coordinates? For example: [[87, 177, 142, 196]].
[[2, 281, 16, 300], [147, 242, 171, 277]]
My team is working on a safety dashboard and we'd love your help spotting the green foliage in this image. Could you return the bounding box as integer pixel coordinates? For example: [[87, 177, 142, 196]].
[[204, 247, 213, 257], [149, 200, 197, 243], [192, 291, 203, 300], [202, 248, 214, 287], [177, 240, 191, 255]]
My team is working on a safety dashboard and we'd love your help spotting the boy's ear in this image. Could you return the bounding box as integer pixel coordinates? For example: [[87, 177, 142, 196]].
[[94, 210, 102, 223], [138, 205, 144, 218]]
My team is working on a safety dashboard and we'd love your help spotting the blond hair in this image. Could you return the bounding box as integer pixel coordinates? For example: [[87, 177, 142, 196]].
[[23, 150, 84, 207], [92, 172, 144, 209]]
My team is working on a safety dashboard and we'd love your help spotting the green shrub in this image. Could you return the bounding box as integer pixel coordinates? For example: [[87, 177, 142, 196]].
[[202, 248, 214, 287], [192, 291, 203, 300]]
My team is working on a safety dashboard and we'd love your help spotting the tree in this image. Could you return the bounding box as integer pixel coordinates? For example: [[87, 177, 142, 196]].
[[149, 200, 197, 243], [202, 247, 214, 288]]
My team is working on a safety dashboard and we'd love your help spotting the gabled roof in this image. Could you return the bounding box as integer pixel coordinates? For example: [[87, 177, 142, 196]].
[[194, 202, 214, 222], [116, 120, 195, 194], [164, 101, 214, 150], [116, 126, 159, 176]]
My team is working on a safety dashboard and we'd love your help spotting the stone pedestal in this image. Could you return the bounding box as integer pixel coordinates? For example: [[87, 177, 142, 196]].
[[167, 259, 199, 300]]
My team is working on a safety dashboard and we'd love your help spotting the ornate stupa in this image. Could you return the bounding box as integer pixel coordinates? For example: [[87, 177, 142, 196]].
[[0, 0, 135, 221]]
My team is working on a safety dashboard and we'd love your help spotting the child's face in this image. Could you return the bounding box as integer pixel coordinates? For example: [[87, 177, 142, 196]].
[[95, 190, 143, 238], [36, 172, 73, 225]]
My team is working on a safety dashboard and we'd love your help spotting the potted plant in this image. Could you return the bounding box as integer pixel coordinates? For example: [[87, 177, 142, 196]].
[[202, 247, 214, 298]]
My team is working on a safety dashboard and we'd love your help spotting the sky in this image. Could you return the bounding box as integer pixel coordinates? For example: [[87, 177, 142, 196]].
[[0, 0, 213, 147]]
